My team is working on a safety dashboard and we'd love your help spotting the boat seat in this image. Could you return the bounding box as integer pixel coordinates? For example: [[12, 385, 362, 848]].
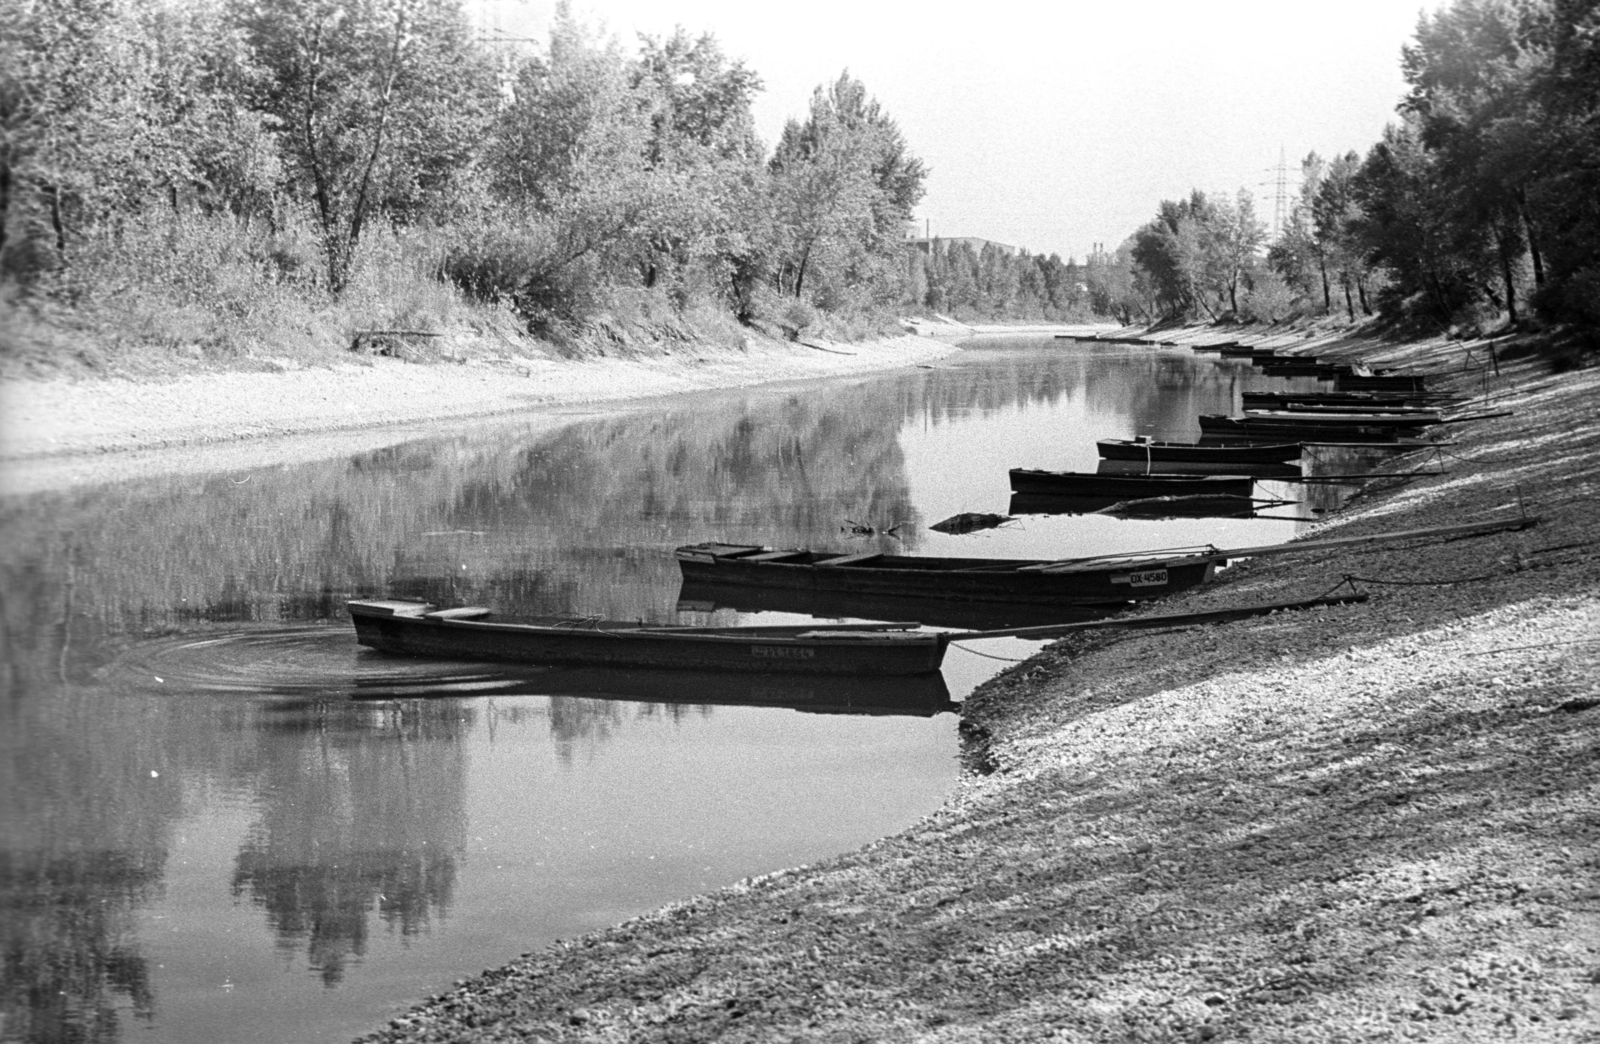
[[814, 552, 882, 568], [745, 550, 806, 562], [423, 606, 492, 620], [700, 543, 767, 558]]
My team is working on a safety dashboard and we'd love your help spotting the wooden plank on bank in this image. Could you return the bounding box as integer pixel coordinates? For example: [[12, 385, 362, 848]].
[[951, 593, 1370, 641]]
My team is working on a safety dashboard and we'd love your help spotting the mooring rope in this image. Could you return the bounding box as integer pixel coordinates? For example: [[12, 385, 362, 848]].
[[949, 643, 1032, 662]]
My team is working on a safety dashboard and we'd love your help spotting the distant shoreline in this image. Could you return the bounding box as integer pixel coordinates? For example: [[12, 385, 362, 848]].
[[0, 324, 1109, 494]]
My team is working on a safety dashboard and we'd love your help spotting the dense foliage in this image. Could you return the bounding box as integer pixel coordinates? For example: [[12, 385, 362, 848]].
[[1127, 0, 1599, 336], [0, 0, 937, 362]]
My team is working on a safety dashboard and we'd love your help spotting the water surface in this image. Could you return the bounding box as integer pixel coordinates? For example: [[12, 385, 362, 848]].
[[1, 335, 1358, 1043]]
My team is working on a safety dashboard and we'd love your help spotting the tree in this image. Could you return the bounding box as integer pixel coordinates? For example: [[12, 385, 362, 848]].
[[1268, 152, 1332, 312], [235, 0, 495, 292], [1313, 153, 1373, 320], [1205, 189, 1267, 316], [766, 72, 924, 305], [2, 0, 277, 273], [1351, 118, 1482, 325]]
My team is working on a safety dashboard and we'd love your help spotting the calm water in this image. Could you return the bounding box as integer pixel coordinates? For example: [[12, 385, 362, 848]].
[[0, 336, 1357, 1043]]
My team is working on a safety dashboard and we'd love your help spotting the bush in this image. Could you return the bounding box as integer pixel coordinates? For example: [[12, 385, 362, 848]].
[[1239, 272, 1297, 322], [780, 297, 816, 340]]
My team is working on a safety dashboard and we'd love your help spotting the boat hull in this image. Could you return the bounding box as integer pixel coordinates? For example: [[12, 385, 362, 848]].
[[1009, 469, 1255, 499], [675, 580, 1123, 631], [674, 545, 1219, 607], [1096, 439, 1302, 464], [349, 601, 948, 675], [1199, 415, 1411, 444], [1008, 491, 1257, 520]]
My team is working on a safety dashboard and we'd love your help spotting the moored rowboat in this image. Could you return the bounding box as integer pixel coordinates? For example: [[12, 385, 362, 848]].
[[348, 600, 949, 675], [674, 544, 1220, 608], [1199, 414, 1407, 444], [1009, 469, 1255, 498], [1096, 438, 1302, 464]]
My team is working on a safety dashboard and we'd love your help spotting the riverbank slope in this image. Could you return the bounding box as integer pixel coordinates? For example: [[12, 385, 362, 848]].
[[351, 331, 1600, 1043], [0, 331, 973, 465]]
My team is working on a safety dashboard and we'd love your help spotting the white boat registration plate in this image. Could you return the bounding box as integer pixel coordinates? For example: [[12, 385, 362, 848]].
[[1111, 568, 1169, 587]]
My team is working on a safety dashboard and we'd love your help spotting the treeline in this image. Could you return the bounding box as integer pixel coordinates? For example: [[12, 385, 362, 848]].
[[0, 0, 929, 363], [1124, 0, 1599, 337], [902, 240, 1139, 323]]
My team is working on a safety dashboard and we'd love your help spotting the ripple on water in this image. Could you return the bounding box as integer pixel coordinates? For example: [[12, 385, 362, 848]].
[[100, 627, 524, 701]]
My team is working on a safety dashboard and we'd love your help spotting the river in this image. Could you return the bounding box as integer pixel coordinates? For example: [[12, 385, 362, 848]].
[[0, 334, 1364, 1043]]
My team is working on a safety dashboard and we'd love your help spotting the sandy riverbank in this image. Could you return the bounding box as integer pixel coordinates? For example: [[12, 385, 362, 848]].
[[0, 327, 1004, 494], [0, 332, 970, 463], [342, 331, 1598, 1043]]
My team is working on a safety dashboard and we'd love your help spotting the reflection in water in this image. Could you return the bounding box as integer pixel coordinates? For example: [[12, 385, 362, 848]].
[[230, 698, 467, 987], [351, 663, 956, 718], [0, 338, 1348, 1043], [0, 847, 159, 1043]]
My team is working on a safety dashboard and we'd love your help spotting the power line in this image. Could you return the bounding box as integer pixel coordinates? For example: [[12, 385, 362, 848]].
[[1271, 145, 1288, 243]]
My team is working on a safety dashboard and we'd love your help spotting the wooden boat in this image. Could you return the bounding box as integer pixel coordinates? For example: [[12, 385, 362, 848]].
[[1009, 468, 1255, 499], [675, 580, 1119, 631], [675, 516, 1536, 621], [1097, 438, 1302, 464], [1096, 458, 1302, 479], [1241, 391, 1455, 410], [348, 661, 958, 717], [1008, 491, 1257, 520], [1257, 361, 1347, 377], [1242, 408, 1439, 428], [348, 600, 950, 675], [1200, 415, 1408, 444], [675, 544, 1220, 608], [1337, 374, 1428, 394]]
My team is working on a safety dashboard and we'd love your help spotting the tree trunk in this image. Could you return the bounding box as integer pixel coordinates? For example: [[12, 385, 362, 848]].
[[1341, 273, 1355, 321], [1317, 254, 1331, 312], [794, 242, 812, 298], [1356, 276, 1371, 316], [342, 9, 406, 294], [0, 160, 10, 258], [1518, 193, 1544, 288], [1498, 229, 1518, 326], [48, 183, 66, 260]]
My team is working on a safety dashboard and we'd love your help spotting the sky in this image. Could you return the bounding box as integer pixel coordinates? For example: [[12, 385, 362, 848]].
[[477, 0, 1433, 263]]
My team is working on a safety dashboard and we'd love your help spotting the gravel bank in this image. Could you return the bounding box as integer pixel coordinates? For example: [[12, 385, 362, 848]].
[[349, 335, 1600, 1043]]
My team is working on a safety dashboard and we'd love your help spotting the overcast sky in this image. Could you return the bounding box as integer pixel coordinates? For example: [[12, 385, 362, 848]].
[[483, 0, 1431, 262]]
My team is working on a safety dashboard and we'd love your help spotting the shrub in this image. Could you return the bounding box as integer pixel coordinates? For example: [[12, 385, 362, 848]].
[[780, 297, 816, 340]]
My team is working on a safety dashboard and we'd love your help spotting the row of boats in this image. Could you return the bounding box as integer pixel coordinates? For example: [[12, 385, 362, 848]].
[[349, 344, 1478, 686]]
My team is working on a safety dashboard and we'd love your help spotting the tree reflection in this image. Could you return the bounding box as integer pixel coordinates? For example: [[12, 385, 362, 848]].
[[229, 701, 468, 986], [0, 851, 158, 1044], [0, 677, 177, 1043]]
